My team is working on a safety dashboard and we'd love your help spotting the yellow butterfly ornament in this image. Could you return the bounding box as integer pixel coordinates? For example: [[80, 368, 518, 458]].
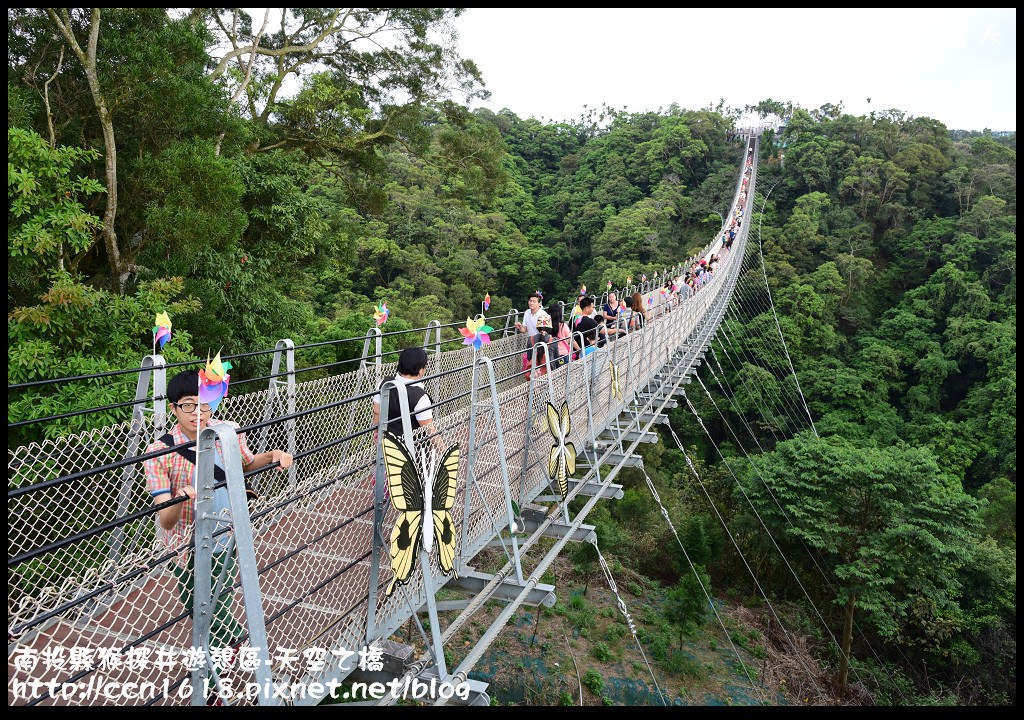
[[609, 361, 623, 401], [546, 401, 578, 501], [382, 433, 460, 595]]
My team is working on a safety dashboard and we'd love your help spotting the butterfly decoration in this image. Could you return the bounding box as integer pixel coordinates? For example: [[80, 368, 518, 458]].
[[152, 311, 172, 351], [382, 433, 460, 595], [546, 401, 577, 501], [609, 362, 623, 401], [373, 301, 390, 326], [483, 293, 491, 311], [199, 351, 232, 412], [460, 316, 493, 350]]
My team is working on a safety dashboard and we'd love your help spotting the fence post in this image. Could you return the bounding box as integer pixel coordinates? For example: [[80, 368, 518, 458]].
[[109, 355, 166, 569], [193, 423, 275, 705], [257, 339, 296, 493]]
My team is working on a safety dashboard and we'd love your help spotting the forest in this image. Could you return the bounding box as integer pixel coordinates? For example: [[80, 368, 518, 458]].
[[7, 8, 1016, 706]]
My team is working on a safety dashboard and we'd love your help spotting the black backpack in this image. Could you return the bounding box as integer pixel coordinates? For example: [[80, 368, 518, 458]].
[[380, 376, 429, 437]]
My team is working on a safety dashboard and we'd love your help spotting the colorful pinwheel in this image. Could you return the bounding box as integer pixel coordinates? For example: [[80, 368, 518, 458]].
[[483, 293, 491, 311], [152, 311, 172, 351], [199, 351, 232, 412], [606, 280, 612, 291], [579, 285, 586, 297], [536, 289, 544, 300], [641, 273, 647, 283], [570, 304, 582, 327], [373, 301, 389, 326], [626, 275, 632, 285], [460, 317, 493, 351]]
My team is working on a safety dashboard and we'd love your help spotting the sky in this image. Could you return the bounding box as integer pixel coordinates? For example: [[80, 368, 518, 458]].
[[448, 8, 1016, 131]]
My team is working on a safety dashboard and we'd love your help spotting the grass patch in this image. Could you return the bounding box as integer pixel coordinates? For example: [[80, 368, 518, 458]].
[[666, 650, 706, 679]]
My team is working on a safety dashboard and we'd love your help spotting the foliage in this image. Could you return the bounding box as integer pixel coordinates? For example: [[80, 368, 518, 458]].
[[582, 669, 604, 696], [664, 566, 711, 646], [8, 128, 105, 306], [8, 274, 199, 442]]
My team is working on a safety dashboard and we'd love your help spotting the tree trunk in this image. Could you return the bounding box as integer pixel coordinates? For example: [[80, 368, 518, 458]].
[[95, 99, 123, 291], [47, 8, 125, 292], [837, 591, 856, 691]]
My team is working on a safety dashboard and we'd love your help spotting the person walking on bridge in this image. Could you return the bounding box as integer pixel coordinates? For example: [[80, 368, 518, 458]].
[[373, 347, 438, 443]]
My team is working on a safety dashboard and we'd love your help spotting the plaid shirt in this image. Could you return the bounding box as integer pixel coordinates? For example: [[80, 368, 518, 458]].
[[144, 419, 256, 565]]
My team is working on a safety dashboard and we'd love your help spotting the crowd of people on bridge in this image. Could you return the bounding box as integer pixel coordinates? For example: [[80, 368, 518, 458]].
[[517, 144, 755, 380]]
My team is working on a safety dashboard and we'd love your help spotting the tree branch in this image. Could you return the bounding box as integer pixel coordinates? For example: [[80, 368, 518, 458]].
[[208, 8, 342, 80], [215, 8, 270, 156], [42, 44, 65, 149]]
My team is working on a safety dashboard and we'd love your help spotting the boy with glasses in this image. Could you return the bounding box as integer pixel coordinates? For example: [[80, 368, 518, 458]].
[[144, 369, 293, 656]]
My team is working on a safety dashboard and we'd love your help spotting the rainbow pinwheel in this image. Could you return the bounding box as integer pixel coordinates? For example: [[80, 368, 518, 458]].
[[373, 301, 389, 326], [152, 311, 172, 351], [199, 351, 232, 412], [536, 289, 544, 300], [484, 293, 491, 311], [647, 294, 654, 307], [579, 285, 586, 297], [626, 275, 632, 285], [460, 317, 493, 351], [660, 287, 669, 296], [641, 273, 647, 282], [606, 280, 612, 291], [570, 304, 582, 326]]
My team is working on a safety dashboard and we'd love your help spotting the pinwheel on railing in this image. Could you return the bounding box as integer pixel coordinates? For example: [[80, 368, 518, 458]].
[[199, 351, 232, 413], [152, 312, 172, 355], [460, 317, 493, 351], [373, 301, 390, 327]]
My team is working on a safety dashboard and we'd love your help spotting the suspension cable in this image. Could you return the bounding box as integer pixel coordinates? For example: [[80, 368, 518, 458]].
[[752, 187, 818, 437], [639, 468, 765, 705], [664, 423, 822, 686], [588, 534, 669, 706], [678, 385, 871, 696]]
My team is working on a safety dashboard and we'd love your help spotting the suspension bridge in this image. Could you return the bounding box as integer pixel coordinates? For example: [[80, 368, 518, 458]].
[[9, 130, 821, 706]]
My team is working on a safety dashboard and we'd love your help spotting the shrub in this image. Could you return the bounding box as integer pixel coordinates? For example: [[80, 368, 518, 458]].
[[583, 669, 605, 696]]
